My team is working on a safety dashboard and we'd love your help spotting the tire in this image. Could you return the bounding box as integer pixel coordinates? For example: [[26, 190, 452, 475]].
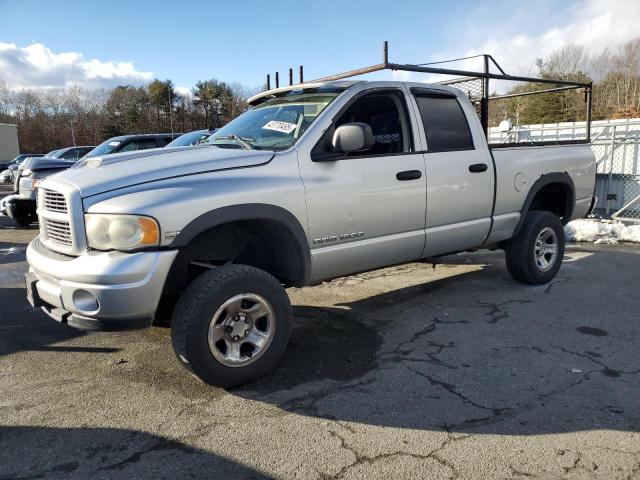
[[12, 211, 35, 227], [171, 264, 292, 388], [505, 210, 565, 285]]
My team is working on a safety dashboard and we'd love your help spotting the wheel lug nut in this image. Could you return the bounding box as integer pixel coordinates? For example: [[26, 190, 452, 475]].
[[244, 330, 249, 336], [233, 335, 240, 341]]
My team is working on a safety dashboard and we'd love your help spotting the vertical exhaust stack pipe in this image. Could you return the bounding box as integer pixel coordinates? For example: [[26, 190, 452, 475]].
[[266, 74, 271, 90], [299, 65, 304, 83], [289, 68, 293, 86], [275, 72, 279, 88], [383, 40, 388, 66]]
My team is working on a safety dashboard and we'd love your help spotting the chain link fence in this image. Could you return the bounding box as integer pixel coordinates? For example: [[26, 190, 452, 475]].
[[486, 119, 640, 222], [440, 77, 484, 118], [591, 121, 640, 222]]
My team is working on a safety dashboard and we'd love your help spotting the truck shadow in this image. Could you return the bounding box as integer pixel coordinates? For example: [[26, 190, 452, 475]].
[[232, 247, 640, 435], [0, 287, 118, 357], [2, 245, 639, 436], [0, 236, 115, 357], [0, 425, 270, 480]]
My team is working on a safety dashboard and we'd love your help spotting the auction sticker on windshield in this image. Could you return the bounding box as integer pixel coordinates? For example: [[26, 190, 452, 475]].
[[262, 120, 297, 134]]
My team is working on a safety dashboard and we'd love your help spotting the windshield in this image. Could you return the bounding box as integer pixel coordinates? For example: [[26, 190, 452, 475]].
[[166, 131, 213, 147], [208, 88, 343, 151], [86, 139, 123, 157], [45, 149, 60, 158]]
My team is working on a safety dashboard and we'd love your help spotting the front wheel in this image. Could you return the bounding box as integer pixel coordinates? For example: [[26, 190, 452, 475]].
[[171, 264, 292, 388], [505, 210, 565, 285], [11, 211, 36, 227]]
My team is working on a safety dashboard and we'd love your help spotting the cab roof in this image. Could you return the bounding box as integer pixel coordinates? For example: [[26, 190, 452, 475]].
[[247, 80, 363, 106], [247, 80, 466, 106]]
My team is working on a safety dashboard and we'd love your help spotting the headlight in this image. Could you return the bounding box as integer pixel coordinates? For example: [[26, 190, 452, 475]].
[[84, 214, 160, 251]]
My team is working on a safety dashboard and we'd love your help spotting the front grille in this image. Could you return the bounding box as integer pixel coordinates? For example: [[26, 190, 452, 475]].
[[43, 218, 72, 246], [42, 189, 68, 213]]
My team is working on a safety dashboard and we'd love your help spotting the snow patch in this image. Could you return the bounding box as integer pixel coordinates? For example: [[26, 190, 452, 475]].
[[564, 219, 640, 244]]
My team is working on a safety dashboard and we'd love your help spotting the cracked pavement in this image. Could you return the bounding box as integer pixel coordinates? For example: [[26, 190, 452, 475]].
[[2, 197, 640, 479]]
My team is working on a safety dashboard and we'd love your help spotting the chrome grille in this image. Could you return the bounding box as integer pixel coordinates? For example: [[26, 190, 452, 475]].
[[43, 218, 72, 246], [42, 189, 68, 213]]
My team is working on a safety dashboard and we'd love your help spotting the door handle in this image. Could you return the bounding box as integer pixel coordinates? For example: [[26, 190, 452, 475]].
[[396, 170, 422, 181], [468, 163, 488, 173]]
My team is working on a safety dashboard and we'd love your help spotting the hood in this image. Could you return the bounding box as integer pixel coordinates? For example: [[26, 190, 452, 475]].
[[46, 145, 274, 198], [25, 157, 75, 172]]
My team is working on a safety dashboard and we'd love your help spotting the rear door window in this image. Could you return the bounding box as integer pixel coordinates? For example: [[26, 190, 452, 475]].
[[412, 91, 474, 152]]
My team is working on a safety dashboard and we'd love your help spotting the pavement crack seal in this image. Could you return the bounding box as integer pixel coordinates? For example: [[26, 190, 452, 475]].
[[406, 366, 510, 430], [543, 277, 567, 294], [408, 361, 596, 432], [279, 377, 379, 417], [475, 299, 531, 324], [551, 344, 640, 377], [322, 428, 469, 479], [380, 314, 466, 369]]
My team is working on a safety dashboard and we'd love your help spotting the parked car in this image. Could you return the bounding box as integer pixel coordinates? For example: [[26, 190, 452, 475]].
[[1, 154, 45, 183], [26, 79, 596, 388], [0, 153, 45, 171], [2, 146, 94, 226], [84, 134, 182, 158], [46, 146, 95, 161], [165, 129, 217, 147]]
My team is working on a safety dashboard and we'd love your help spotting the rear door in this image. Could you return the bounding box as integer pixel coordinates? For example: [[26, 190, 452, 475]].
[[410, 88, 494, 256]]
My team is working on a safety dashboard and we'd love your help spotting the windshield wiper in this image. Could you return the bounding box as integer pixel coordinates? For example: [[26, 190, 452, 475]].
[[213, 134, 254, 150]]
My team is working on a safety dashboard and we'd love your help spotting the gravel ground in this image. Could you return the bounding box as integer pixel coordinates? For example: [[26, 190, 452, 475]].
[[1, 187, 639, 479]]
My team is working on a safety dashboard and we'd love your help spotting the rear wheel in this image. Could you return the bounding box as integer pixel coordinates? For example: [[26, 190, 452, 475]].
[[171, 264, 292, 388], [505, 210, 565, 285]]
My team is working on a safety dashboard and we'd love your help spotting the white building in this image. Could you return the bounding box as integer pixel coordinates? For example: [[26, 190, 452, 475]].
[[0, 123, 19, 163]]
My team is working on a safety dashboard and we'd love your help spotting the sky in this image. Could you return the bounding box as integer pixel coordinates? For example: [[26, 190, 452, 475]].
[[1, 0, 639, 94]]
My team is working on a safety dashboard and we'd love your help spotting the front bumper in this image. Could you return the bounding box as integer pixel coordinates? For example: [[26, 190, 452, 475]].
[[26, 237, 178, 330]]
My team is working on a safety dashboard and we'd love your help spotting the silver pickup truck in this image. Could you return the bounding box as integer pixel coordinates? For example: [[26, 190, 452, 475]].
[[26, 78, 596, 387]]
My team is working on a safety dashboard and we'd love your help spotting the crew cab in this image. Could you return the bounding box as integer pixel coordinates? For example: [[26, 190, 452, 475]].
[[25, 79, 596, 387]]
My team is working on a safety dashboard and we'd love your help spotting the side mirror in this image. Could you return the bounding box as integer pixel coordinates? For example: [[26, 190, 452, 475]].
[[331, 122, 374, 153]]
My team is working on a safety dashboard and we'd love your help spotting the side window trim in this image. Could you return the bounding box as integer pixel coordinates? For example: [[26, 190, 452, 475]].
[[410, 87, 476, 153]]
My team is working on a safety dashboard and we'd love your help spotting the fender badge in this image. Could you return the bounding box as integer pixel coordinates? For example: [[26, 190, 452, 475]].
[[313, 232, 363, 244]]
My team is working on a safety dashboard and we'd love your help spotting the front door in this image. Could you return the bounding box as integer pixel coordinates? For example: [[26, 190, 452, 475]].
[[298, 89, 427, 281]]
